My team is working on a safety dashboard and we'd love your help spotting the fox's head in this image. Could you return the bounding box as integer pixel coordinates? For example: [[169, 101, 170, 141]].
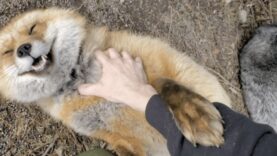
[[0, 8, 86, 103]]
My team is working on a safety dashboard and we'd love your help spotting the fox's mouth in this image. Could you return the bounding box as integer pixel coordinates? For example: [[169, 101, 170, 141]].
[[31, 50, 53, 72], [19, 39, 55, 76]]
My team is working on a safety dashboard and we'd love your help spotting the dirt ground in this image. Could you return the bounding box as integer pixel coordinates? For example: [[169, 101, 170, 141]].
[[0, 0, 276, 155]]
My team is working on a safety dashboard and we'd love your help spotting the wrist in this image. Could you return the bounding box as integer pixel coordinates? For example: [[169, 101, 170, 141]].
[[131, 84, 157, 112]]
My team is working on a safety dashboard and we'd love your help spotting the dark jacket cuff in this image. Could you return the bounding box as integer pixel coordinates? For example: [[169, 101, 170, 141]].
[[145, 94, 178, 138]]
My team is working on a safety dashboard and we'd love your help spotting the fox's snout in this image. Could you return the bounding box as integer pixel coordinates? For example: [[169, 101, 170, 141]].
[[17, 43, 32, 58]]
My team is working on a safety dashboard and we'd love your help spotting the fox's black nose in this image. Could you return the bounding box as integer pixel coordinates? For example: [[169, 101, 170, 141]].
[[17, 43, 32, 57]]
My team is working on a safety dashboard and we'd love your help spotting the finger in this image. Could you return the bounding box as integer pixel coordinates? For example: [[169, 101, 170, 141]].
[[95, 51, 109, 64], [122, 51, 135, 66], [78, 84, 101, 96], [122, 51, 133, 61], [108, 48, 121, 59], [139, 68, 148, 82], [134, 57, 147, 82], [135, 57, 143, 68]]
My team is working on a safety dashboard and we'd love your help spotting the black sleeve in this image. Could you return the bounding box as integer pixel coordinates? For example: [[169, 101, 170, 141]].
[[145, 95, 277, 156]]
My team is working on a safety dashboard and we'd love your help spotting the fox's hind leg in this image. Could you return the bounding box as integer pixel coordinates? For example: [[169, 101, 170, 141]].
[[93, 130, 146, 156], [152, 78, 224, 147]]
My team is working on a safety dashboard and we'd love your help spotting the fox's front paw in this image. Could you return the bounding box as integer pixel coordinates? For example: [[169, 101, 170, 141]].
[[153, 78, 224, 147]]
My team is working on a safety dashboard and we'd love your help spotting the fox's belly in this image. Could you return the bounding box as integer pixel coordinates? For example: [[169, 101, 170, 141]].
[[69, 101, 124, 135]]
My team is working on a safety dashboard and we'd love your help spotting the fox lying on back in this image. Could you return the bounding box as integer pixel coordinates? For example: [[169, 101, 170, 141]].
[[0, 8, 231, 155]]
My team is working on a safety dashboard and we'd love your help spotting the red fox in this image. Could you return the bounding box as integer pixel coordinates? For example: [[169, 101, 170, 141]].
[[0, 8, 231, 155]]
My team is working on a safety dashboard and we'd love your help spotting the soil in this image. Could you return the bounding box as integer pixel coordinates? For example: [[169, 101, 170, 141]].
[[0, 0, 276, 155]]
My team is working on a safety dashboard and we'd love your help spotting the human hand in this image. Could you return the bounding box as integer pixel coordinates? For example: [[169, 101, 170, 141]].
[[78, 48, 157, 112]]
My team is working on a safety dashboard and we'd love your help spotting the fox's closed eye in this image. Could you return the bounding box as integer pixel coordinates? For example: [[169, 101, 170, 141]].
[[29, 24, 36, 35], [3, 50, 13, 55]]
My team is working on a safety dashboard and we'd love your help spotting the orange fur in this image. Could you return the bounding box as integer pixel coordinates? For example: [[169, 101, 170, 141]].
[[0, 8, 231, 155]]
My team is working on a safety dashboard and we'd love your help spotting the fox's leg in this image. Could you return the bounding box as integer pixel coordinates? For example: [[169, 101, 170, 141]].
[[93, 130, 146, 156], [152, 78, 224, 147]]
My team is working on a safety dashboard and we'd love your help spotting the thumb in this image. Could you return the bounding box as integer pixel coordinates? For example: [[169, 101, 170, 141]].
[[78, 83, 101, 96]]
